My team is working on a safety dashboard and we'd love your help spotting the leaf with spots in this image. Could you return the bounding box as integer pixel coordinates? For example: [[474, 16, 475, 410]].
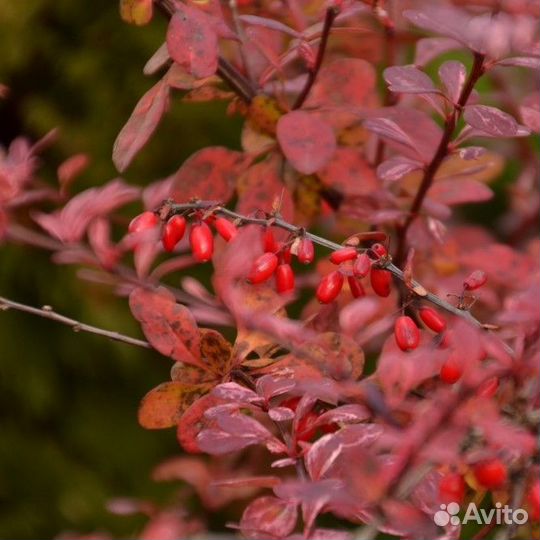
[[138, 382, 212, 429], [277, 111, 336, 175], [199, 328, 233, 376], [170, 147, 247, 204], [166, 4, 218, 78], [129, 287, 203, 368]]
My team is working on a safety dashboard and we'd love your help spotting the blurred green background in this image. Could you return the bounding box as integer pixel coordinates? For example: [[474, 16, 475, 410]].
[[0, 1, 241, 537]]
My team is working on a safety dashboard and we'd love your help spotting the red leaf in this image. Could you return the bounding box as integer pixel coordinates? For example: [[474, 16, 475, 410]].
[[376, 156, 423, 183], [276, 111, 336, 175], [129, 286, 203, 367], [166, 4, 218, 78], [170, 147, 245, 204], [236, 154, 294, 221], [383, 65, 439, 95], [317, 148, 379, 196], [429, 178, 493, 205], [239, 496, 298, 540], [113, 81, 169, 172]]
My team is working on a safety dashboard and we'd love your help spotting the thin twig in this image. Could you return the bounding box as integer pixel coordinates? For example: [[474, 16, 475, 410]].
[[165, 200, 488, 329], [0, 296, 151, 349], [293, 7, 338, 109], [394, 52, 486, 267], [154, 0, 256, 103]]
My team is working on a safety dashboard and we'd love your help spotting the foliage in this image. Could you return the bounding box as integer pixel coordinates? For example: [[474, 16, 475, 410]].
[[1, 0, 539, 538]]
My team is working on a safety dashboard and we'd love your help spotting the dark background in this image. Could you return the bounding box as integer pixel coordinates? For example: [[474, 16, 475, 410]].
[[0, 1, 241, 537]]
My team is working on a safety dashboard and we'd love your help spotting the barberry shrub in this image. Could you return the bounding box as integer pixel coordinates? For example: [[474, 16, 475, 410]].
[[1, 0, 539, 538]]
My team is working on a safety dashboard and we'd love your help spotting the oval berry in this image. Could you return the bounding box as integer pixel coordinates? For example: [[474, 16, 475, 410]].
[[473, 459, 507, 490], [330, 247, 357, 265], [477, 376, 499, 398], [370, 267, 392, 297], [263, 228, 279, 253], [348, 276, 365, 298], [276, 263, 295, 293], [371, 243, 387, 258], [162, 215, 186, 252], [419, 307, 446, 333], [281, 246, 292, 264], [527, 481, 540, 521], [353, 253, 371, 278], [297, 238, 314, 264], [248, 252, 278, 284], [190, 222, 214, 262], [439, 473, 466, 504], [128, 211, 159, 233], [214, 217, 237, 242], [463, 270, 487, 291], [440, 356, 463, 384], [316, 271, 344, 304], [394, 316, 420, 351]]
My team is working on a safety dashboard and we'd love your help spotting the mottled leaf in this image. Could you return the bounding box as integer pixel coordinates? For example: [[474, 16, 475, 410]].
[[199, 328, 232, 376], [277, 111, 336, 174], [170, 147, 246, 203], [439, 60, 466, 103], [464, 105, 525, 137], [113, 81, 169, 172], [240, 496, 297, 540], [129, 287, 203, 367], [138, 381, 211, 429], [377, 156, 423, 183], [384, 65, 439, 95], [520, 92, 540, 133], [166, 4, 218, 78]]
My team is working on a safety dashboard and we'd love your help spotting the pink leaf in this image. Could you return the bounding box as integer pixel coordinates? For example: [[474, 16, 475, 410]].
[[276, 111, 336, 174], [314, 404, 370, 428], [376, 156, 423, 183], [239, 496, 298, 540], [438, 61, 466, 103], [429, 178, 493, 205], [339, 297, 380, 336], [143, 42, 170, 75], [129, 286, 203, 367], [211, 382, 263, 404], [57, 153, 90, 191], [384, 65, 438, 95], [519, 92, 540, 133], [213, 476, 282, 489], [269, 406, 295, 422], [166, 4, 218, 78], [414, 37, 462, 67], [239, 15, 301, 37], [464, 105, 526, 137], [113, 81, 169, 172], [496, 56, 540, 69]]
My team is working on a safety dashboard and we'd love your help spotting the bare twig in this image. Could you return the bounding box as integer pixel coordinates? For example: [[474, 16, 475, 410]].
[[293, 7, 338, 110], [0, 296, 151, 349], [166, 200, 488, 329], [394, 52, 486, 266]]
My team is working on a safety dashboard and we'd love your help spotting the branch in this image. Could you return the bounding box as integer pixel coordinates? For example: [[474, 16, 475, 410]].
[[0, 296, 151, 349], [154, 0, 256, 103], [165, 200, 489, 330], [394, 52, 485, 266], [292, 7, 338, 110]]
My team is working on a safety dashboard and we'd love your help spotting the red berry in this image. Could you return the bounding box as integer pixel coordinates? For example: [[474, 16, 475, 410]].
[[161, 215, 186, 252], [263, 228, 279, 253], [276, 263, 295, 293], [440, 356, 463, 384], [477, 376, 499, 398], [330, 247, 358, 264], [527, 481, 540, 521], [353, 253, 371, 278], [296, 410, 319, 442], [348, 276, 365, 298], [463, 270, 487, 291], [370, 267, 392, 297], [419, 307, 447, 333], [190, 222, 214, 262], [128, 211, 159, 233], [214, 217, 237, 242], [297, 238, 315, 264], [439, 473, 466, 504], [281, 245, 292, 264], [473, 459, 507, 490], [371, 243, 387, 258], [316, 271, 344, 304], [394, 316, 420, 351], [248, 252, 278, 284]]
